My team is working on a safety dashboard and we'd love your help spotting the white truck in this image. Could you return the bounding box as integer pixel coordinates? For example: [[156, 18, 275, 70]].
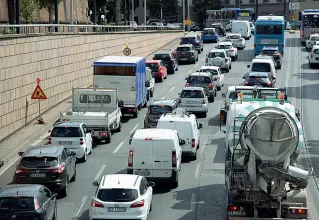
[[221, 91, 311, 220], [60, 88, 122, 144], [146, 67, 155, 101]]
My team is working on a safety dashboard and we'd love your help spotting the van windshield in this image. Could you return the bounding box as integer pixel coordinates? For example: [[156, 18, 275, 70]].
[[251, 63, 271, 72]]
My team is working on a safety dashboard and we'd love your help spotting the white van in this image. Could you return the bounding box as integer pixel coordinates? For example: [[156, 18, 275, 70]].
[[231, 21, 251, 40], [157, 110, 202, 160], [248, 58, 277, 79], [127, 128, 184, 188]]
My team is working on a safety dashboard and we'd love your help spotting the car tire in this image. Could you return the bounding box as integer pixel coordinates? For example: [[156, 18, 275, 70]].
[[60, 177, 68, 197], [201, 47, 203, 51], [229, 65, 232, 70], [133, 109, 139, 118], [106, 133, 111, 144], [202, 112, 207, 118], [171, 173, 179, 189], [70, 167, 76, 182], [278, 65, 282, 69], [196, 56, 199, 61], [193, 59, 196, 64], [191, 150, 197, 161], [198, 50, 201, 54], [176, 65, 179, 71], [80, 150, 87, 163], [164, 74, 167, 79], [217, 86, 221, 91], [116, 121, 122, 132]]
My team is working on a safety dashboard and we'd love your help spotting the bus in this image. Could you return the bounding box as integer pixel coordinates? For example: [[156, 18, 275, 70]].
[[300, 9, 319, 45], [254, 16, 285, 56], [206, 8, 253, 27]]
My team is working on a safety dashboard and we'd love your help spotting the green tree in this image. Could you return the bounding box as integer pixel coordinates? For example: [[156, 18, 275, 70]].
[[36, 0, 62, 23], [193, 0, 223, 27], [148, 0, 178, 21], [20, 0, 36, 23]]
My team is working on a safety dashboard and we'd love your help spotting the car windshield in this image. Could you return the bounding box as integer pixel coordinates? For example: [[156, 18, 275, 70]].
[[180, 37, 196, 44], [227, 35, 240, 39], [153, 54, 171, 60], [208, 52, 225, 58], [181, 90, 204, 98], [97, 189, 138, 202], [251, 63, 271, 72], [51, 127, 82, 137], [187, 76, 211, 84], [200, 69, 219, 75], [256, 25, 282, 35], [0, 197, 34, 211], [247, 76, 269, 83], [20, 156, 58, 168], [176, 47, 191, 52], [146, 63, 159, 71], [203, 30, 214, 34], [216, 45, 232, 49], [149, 105, 173, 114], [310, 36, 319, 41]]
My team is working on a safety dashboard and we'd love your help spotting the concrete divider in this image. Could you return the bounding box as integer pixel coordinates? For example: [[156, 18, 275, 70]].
[[0, 31, 183, 141]]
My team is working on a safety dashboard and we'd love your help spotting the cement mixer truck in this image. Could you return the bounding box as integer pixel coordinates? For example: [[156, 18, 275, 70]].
[[221, 88, 312, 220]]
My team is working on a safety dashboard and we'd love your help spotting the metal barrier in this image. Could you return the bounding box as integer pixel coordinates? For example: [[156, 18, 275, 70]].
[[0, 24, 183, 35]]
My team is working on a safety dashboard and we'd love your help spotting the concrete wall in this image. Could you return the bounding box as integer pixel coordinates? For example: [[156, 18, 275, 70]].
[[0, 31, 183, 141]]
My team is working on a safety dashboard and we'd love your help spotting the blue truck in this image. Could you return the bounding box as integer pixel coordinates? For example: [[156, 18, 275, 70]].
[[93, 56, 148, 118]]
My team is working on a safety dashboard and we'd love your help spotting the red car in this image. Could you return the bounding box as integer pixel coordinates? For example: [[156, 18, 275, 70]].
[[146, 60, 167, 82]]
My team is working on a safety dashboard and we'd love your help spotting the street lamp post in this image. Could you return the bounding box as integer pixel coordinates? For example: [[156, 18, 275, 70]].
[[187, 0, 190, 31], [144, 0, 147, 25], [131, 0, 134, 21], [182, 0, 185, 31]]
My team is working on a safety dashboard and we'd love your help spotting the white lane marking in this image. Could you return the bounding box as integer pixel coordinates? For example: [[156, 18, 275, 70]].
[[73, 196, 88, 218], [201, 57, 205, 61], [94, 165, 107, 180], [161, 96, 165, 100], [285, 35, 292, 89], [194, 163, 201, 178], [194, 63, 198, 67], [129, 124, 139, 134], [168, 86, 175, 92], [187, 70, 192, 74], [113, 141, 124, 154], [190, 193, 196, 212]]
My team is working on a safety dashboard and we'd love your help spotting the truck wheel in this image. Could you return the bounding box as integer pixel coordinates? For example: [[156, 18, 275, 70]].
[[116, 121, 122, 132], [105, 134, 111, 144], [133, 109, 139, 118], [147, 92, 150, 101]]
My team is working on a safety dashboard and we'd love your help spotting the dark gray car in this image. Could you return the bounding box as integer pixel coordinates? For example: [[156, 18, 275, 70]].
[[175, 44, 198, 64], [153, 50, 179, 74], [260, 47, 283, 69], [180, 34, 204, 53]]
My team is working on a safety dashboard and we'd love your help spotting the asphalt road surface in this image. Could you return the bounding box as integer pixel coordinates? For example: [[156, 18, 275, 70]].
[[0, 32, 319, 220]]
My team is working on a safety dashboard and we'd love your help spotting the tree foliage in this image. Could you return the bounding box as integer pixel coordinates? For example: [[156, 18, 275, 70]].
[[20, 0, 36, 23], [148, 0, 178, 21], [36, 0, 62, 23], [193, 0, 223, 26]]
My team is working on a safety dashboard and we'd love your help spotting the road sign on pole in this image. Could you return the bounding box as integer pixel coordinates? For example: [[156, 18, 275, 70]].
[[31, 78, 47, 124], [123, 47, 131, 56], [184, 20, 191, 25], [289, 3, 299, 10]]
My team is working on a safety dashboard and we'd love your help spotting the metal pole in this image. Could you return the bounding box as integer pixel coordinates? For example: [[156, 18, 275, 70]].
[[15, 0, 20, 34], [131, 0, 134, 21], [256, 0, 258, 20], [183, 0, 185, 31], [70, 0, 73, 31], [55, 0, 58, 32], [144, 0, 146, 25], [93, 0, 96, 24], [284, 0, 287, 20], [187, 0, 190, 31], [161, 7, 163, 20]]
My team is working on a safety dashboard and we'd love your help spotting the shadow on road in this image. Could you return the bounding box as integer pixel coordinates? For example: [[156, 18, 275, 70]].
[[287, 83, 319, 100]]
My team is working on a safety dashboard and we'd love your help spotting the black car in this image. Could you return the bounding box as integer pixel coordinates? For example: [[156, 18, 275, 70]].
[[0, 184, 57, 220], [13, 145, 77, 197], [243, 72, 275, 87], [153, 50, 179, 74], [180, 35, 204, 54], [260, 47, 283, 69], [211, 23, 226, 36]]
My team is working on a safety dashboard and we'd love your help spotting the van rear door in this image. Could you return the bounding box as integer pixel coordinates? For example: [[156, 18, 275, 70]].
[[152, 140, 173, 178], [175, 122, 193, 151], [132, 139, 153, 177]]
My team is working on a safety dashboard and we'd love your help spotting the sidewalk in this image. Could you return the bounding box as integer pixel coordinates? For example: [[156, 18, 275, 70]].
[[0, 37, 181, 170]]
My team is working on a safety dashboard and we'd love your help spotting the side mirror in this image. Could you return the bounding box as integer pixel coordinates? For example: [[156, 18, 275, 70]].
[[198, 123, 203, 129], [179, 139, 185, 145], [145, 81, 150, 87], [129, 138, 132, 145], [93, 181, 100, 186], [118, 100, 124, 108], [247, 65, 250, 68], [222, 93, 226, 98], [242, 76, 246, 79], [18, 152, 24, 156], [185, 77, 188, 80], [148, 181, 155, 187]]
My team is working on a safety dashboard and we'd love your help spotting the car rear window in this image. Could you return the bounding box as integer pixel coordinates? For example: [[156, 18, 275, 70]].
[[146, 63, 159, 71], [200, 69, 218, 75], [149, 105, 173, 114], [153, 54, 171, 60], [0, 197, 34, 211], [247, 77, 269, 84], [176, 47, 191, 52], [216, 45, 232, 49], [180, 37, 196, 44], [208, 52, 225, 58], [97, 189, 138, 202], [181, 90, 204, 98], [20, 156, 58, 168], [187, 76, 211, 84], [251, 63, 271, 72], [227, 35, 240, 39], [51, 127, 82, 137], [203, 30, 215, 34]]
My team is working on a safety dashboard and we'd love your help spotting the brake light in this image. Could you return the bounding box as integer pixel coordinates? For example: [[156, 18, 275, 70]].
[[289, 208, 307, 214], [99, 132, 107, 137], [47, 137, 52, 144], [172, 151, 177, 167], [34, 198, 40, 210], [302, 29, 304, 37], [205, 58, 208, 62], [128, 150, 133, 167], [15, 168, 25, 174], [202, 99, 206, 104], [48, 165, 65, 174], [91, 199, 104, 208], [244, 81, 248, 86], [185, 83, 189, 87], [192, 139, 195, 148], [229, 49, 234, 52], [267, 82, 272, 86], [130, 200, 145, 208], [178, 98, 181, 103], [209, 83, 213, 89], [80, 138, 84, 145], [228, 205, 238, 211], [228, 205, 245, 213]]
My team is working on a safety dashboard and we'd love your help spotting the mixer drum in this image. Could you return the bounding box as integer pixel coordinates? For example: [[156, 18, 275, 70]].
[[241, 107, 299, 162]]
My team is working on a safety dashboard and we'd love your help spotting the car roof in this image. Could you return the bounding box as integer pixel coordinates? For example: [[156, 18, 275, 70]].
[[99, 174, 141, 189], [133, 128, 177, 140], [310, 33, 319, 37], [227, 33, 241, 36], [0, 184, 42, 197], [218, 41, 232, 45], [150, 99, 176, 106], [23, 145, 63, 157], [55, 122, 82, 127], [182, 35, 196, 38], [252, 58, 272, 63], [227, 86, 255, 91], [248, 72, 269, 77], [200, 66, 220, 70], [203, 28, 215, 30], [146, 60, 161, 64], [177, 44, 193, 47], [209, 48, 226, 53], [189, 72, 211, 77], [212, 23, 222, 25], [182, 86, 204, 91]]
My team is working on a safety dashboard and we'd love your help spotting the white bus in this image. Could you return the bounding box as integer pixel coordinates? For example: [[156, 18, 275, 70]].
[[300, 9, 319, 45]]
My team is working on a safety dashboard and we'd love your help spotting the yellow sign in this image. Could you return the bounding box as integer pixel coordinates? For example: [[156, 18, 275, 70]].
[[239, 12, 250, 17], [184, 20, 192, 25], [31, 85, 47, 100]]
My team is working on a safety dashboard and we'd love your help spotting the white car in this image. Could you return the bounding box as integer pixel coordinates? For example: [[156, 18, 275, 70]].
[[90, 174, 155, 220], [199, 66, 224, 90], [178, 87, 208, 117], [48, 122, 93, 162], [306, 33, 319, 51], [215, 41, 238, 61], [309, 45, 319, 68], [225, 33, 246, 49], [205, 49, 232, 72]]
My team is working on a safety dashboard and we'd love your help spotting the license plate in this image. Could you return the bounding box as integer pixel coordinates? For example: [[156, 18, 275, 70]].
[[108, 207, 126, 212], [261, 39, 278, 44], [30, 173, 46, 178], [206, 34, 211, 36], [187, 101, 196, 104], [135, 170, 151, 176], [59, 141, 72, 145], [181, 58, 187, 60]]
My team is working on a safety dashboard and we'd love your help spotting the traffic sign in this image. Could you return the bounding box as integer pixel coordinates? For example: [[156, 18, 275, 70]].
[[31, 85, 47, 100], [289, 3, 299, 10], [184, 20, 192, 25], [123, 47, 131, 56]]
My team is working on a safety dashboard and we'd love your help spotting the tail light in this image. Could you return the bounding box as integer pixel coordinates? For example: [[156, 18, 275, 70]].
[[209, 83, 213, 89], [48, 165, 65, 174], [34, 198, 40, 210], [130, 200, 145, 208], [128, 150, 133, 167], [213, 32, 217, 36], [99, 132, 107, 137], [91, 199, 104, 208], [254, 44, 256, 48], [80, 138, 84, 145], [216, 76, 220, 80], [244, 81, 248, 86], [229, 49, 234, 52], [267, 82, 272, 86], [47, 137, 52, 144], [205, 58, 208, 62], [15, 168, 25, 174], [178, 98, 181, 103], [192, 139, 195, 148], [202, 99, 206, 104], [282, 44, 284, 48], [302, 29, 304, 37], [289, 208, 307, 214], [228, 205, 245, 214], [185, 83, 189, 87], [172, 151, 177, 167]]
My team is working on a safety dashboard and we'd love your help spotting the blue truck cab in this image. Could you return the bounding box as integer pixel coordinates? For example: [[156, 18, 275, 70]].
[[93, 56, 147, 118]]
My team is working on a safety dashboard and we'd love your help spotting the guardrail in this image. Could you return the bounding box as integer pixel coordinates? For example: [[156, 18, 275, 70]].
[[0, 24, 183, 35]]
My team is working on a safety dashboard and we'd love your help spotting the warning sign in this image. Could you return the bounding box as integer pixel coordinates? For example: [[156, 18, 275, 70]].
[[123, 47, 131, 56], [31, 85, 47, 100]]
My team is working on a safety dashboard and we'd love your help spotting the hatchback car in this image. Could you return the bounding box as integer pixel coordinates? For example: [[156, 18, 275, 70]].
[[309, 45, 319, 68], [153, 50, 178, 74], [215, 41, 238, 61], [199, 66, 224, 90], [13, 145, 77, 197], [243, 72, 275, 88], [90, 174, 155, 220], [202, 28, 219, 43], [225, 33, 246, 49], [184, 72, 217, 102], [205, 49, 232, 72], [48, 122, 93, 163], [211, 23, 226, 36], [144, 99, 178, 128], [146, 60, 167, 82], [0, 184, 57, 220], [180, 34, 204, 54], [175, 44, 198, 64], [178, 87, 208, 118], [260, 46, 282, 69]]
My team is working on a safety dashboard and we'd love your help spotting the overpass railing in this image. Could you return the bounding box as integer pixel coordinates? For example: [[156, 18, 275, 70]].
[[0, 24, 183, 35]]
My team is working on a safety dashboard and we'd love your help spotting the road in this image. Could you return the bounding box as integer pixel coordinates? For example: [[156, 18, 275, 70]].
[[0, 32, 319, 220]]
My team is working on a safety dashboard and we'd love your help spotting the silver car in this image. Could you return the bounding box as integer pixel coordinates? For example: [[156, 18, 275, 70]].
[[178, 87, 208, 118], [225, 33, 246, 49], [205, 49, 232, 72]]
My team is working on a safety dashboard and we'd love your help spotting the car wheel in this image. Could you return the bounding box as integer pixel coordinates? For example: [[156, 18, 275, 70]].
[[133, 109, 139, 118], [176, 65, 179, 71], [191, 150, 197, 160], [105, 133, 111, 144], [171, 173, 179, 189], [202, 112, 207, 118], [201, 47, 203, 51], [70, 167, 76, 182], [196, 56, 199, 61], [193, 59, 196, 64], [116, 121, 122, 132], [164, 74, 167, 79], [80, 150, 87, 162], [60, 177, 68, 197], [217, 86, 221, 91], [198, 50, 201, 54], [278, 65, 282, 69], [229, 65, 232, 70]]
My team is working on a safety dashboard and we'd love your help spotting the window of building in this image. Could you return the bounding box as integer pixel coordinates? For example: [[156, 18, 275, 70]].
[[249, 0, 255, 3], [263, 0, 269, 2]]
